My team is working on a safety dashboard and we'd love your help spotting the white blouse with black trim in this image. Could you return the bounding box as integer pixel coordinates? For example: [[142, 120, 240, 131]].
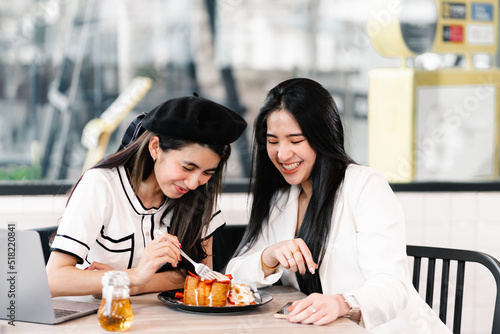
[[51, 166, 225, 270]]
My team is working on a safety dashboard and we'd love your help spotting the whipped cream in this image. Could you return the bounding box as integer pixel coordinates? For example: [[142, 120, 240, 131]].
[[229, 284, 255, 306]]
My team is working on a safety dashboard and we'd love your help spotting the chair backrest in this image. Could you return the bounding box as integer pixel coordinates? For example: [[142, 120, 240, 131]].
[[32, 226, 58, 264], [212, 224, 246, 272], [407, 245, 500, 334]]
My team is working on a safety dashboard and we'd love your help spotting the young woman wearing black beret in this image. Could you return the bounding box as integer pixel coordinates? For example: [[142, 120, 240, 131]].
[[47, 95, 246, 297]]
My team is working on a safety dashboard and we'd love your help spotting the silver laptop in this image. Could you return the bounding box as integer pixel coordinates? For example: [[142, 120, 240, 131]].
[[0, 229, 100, 324]]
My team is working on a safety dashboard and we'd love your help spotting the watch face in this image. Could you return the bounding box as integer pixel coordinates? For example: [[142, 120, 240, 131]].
[[344, 294, 360, 309], [399, 0, 438, 54]]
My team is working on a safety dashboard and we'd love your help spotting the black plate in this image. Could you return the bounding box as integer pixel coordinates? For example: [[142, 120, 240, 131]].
[[158, 289, 273, 313]]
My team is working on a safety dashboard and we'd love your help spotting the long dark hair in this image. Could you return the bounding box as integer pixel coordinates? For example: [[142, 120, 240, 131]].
[[68, 130, 231, 264], [237, 78, 355, 294]]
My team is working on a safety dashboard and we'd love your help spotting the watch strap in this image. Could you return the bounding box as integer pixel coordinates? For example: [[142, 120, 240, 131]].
[[342, 294, 361, 319]]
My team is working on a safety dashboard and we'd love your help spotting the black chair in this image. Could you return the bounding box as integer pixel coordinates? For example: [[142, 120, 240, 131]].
[[407, 245, 500, 334], [212, 224, 246, 273], [32, 226, 58, 264]]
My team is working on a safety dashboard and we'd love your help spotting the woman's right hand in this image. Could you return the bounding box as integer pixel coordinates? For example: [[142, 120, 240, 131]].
[[129, 232, 181, 287], [261, 238, 317, 275]]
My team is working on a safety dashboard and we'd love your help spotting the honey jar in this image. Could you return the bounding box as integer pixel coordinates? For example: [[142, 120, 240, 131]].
[[97, 271, 134, 331]]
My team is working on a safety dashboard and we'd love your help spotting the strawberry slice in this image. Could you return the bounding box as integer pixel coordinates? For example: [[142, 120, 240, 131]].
[[228, 296, 236, 305], [202, 278, 216, 284]]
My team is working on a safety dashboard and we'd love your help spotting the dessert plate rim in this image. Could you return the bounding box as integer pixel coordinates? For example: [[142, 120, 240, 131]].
[[157, 288, 273, 313]]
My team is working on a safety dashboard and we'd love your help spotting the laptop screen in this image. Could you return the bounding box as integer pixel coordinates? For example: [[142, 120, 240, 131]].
[[1, 228, 63, 324]]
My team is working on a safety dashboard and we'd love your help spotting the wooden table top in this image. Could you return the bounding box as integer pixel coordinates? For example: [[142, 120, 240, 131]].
[[1, 285, 369, 333]]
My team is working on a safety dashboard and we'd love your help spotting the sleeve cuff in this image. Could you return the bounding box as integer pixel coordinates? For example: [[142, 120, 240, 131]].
[[49, 248, 84, 264], [226, 248, 284, 288], [254, 250, 284, 286], [202, 210, 226, 239], [50, 234, 90, 265], [201, 222, 226, 241]]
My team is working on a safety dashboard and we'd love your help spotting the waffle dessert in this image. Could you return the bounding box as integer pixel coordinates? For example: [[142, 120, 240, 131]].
[[182, 273, 255, 307], [184, 273, 231, 307]]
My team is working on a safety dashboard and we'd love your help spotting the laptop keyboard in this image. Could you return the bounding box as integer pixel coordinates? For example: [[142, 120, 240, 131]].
[[54, 308, 80, 318]]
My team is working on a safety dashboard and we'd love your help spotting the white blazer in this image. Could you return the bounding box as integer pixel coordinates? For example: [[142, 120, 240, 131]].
[[226, 164, 451, 333]]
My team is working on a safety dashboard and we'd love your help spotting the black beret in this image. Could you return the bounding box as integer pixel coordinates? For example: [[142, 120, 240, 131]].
[[142, 96, 247, 145]]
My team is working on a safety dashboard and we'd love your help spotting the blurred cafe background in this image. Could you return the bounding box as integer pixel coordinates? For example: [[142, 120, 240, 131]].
[[1, 0, 500, 333], [0, 0, 386, 182]]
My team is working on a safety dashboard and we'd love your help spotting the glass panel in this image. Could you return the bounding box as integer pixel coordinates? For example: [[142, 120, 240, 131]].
[[0, 0, 498, 183]]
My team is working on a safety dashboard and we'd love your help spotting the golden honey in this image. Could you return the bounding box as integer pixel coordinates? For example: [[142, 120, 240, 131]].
[[97, 298, 134, 331], [98, 271, 133, 332]]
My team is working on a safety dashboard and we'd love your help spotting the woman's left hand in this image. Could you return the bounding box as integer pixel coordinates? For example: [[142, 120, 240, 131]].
[[286, 293, 345, 325], [86, 261, 114, 271], [86, 262, 114, 298]]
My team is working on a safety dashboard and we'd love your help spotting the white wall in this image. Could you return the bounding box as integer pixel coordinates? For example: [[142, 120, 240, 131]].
[[398, 192, 500, 334], [1, 191, 499, 333], [5, 191, 498, 256]]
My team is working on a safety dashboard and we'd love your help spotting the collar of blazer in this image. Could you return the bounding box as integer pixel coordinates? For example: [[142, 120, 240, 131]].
[[267, 186, 301, 226], [267, 184, 346, 240]]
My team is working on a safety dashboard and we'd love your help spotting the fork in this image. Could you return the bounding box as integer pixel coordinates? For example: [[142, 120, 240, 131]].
[[249, 282, 262, 303], [153, 229, 228, 282], [179, 249, 229, 282]]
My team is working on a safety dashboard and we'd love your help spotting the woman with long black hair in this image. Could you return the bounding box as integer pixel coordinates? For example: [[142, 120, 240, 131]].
[[47, 95, 246, 297], [226, 78, 450, 333]]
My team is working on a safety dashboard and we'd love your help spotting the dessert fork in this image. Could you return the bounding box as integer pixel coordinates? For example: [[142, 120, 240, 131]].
[[153, 229, 228, 282], [249, 282, 262, 303], [179, 249, 229, 282]]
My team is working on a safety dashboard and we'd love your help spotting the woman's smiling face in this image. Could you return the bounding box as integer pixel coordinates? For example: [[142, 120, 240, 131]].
[[266, 109, 316, 188], [151, 140, 221, 199]]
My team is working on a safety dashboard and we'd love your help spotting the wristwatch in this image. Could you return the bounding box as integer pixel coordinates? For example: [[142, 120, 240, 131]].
[[342, 294, 361, 318]]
